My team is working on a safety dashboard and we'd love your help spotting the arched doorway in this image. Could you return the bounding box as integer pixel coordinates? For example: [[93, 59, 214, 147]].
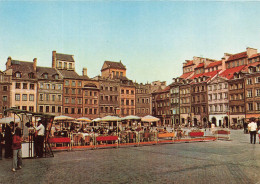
[[203, 117, 207, 127], [219, 120, 222, 127], [211, 117, 217, 126], [224, 117, 229, 127], [194, 118, 198, 126]]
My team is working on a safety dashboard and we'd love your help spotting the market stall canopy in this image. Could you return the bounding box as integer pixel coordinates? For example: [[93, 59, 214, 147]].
[[54, 115, 75, 121], [141, 115, 160, 122], [76, 117, 91, 122], [92, 118, 101, 122], [0, 117, 20, 124], [101, 116, 122, 122], [122, 115, 141, 120]]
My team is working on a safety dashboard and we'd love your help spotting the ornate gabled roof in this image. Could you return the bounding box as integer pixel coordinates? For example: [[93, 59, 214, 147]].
[[226, 51, 247, 62], [101, 61, 126, 71], [56, 53, 74, 62]]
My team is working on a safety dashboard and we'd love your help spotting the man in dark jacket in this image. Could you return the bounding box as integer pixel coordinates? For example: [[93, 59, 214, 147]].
[[4, 123, 13, 158]]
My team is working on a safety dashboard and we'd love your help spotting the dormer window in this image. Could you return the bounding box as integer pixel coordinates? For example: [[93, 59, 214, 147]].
[[28, 72, 34, 79], [69, 63, 72, 69], [53, 74, 59, 80], [43, 73, 48, 79], [15, 72, 21, 78]]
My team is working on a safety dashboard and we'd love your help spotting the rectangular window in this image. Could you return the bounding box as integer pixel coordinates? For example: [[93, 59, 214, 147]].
[[72, 81, 76, 87], [23, 83, 27, 89], [58, 95, 62, 101], [58, 84, 62, 90], [52, 106, 55, 113], [78, 81, 82, 87], [71, 98, 75, 104], [78, 108, 81, 114], [22, 106, 27, 111], [3, 96, 7, 102], [52, 84, 55, 89], [65, 108, 69, 114], [256, 77, 260, 83], [65, 98, 69, 104], [46, 106, 49, 113], [46, 84, 50, 89], [39, 94, 43, 101], [65, 80, 69, 86], [3, 86, 7, 91], [72, 89, 76, 94], [71, 108, 75, 114], [29, 84, 34, 90], [46, 94, 50, 101], [121, 90, 124, 94], [39, 106, 43, 113], [52, 95, 55, 101], [40, 83, 43, 89], [15, 83, 21, 89], [248, 103, 253, 111], [78, 98, 82, 104], [22, 94, 27, 101], [247, 90, 252, 97], [85, 99, 88, 104], [58, 107, 61, 113], [29, 94, 34, 101], [256, 89, 260, 97], [247, 78, 252, 85], [257, 103, 260, 111]]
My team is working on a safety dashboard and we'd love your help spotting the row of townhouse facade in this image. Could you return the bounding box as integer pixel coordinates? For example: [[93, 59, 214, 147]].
[[0, 51, 163, 119], [152, 47, 260, 127]]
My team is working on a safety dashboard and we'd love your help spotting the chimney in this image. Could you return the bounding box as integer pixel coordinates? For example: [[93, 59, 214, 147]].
[[246, 47, 257, 58], [82, 67, 87, 76], [52, 50, 56, 68], [33, 58, 37, 71], [6, 56, 12, 70]]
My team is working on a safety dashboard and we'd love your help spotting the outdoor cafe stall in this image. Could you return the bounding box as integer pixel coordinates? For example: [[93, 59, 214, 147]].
[[4, 108, 55, 158]]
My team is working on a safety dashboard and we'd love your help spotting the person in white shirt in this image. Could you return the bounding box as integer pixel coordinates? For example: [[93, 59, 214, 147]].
[[34, 119, 45, 157], [248, 120, 257, 144]]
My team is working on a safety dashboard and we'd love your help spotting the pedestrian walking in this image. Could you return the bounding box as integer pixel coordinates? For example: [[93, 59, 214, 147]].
[[248, 119, 257, 144], [34, 119, 45, 158], [12, 127, 22, 172], [0, 129, 2, 160], [4, 122, 13, 158]]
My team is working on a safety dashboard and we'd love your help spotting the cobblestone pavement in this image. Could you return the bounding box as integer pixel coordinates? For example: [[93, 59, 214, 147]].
[[1, 129, 260, 184]]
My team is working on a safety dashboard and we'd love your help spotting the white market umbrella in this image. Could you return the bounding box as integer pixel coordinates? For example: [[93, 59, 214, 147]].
[[122, 115, 141, 120], [54, 115, 75, 121], [92, 118, 102, 122], [0, 117, 20, 124], [76, 117, 91, 123], [101, 116, 122, 122], [141, 115, 160, 122]]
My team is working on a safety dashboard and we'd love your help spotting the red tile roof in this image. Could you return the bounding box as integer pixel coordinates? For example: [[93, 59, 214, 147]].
[[219, 65, 245, 79], [206, 61, 222, 68], [249, 53, 260, 59], [226, 51, 247, 62], [242, 62, 260, 72], [179, 71, 193, 79], [184, 60, 194, 67], [195, 63, 204, 69]]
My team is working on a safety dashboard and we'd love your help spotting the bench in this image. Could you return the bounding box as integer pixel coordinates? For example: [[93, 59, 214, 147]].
[[48, 137, 71, 150], [96, 136, 118, 142], [214, 130, 230, 140], [157, 133, 175, 139], [189, 132, 204, 137]]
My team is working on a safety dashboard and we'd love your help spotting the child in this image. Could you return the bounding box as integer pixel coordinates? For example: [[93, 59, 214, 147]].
[[12, 127, 22, 172]]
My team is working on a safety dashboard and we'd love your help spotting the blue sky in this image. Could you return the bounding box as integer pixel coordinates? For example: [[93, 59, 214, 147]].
[[1, 1, 260, 84]]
